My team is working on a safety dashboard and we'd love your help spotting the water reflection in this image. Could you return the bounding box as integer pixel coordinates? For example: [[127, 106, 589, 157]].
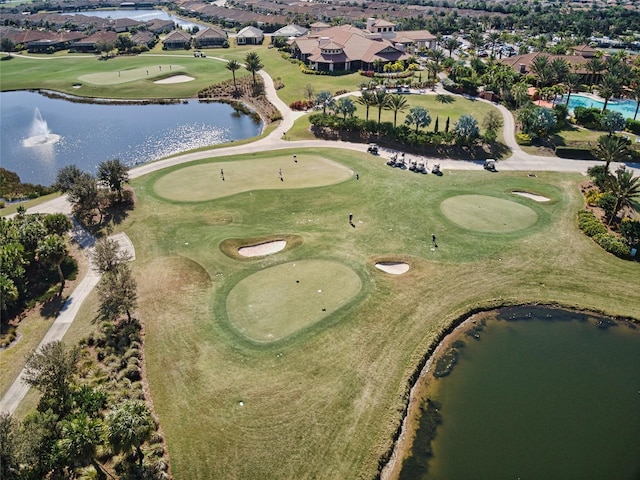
[[0, 91, 262, 186]]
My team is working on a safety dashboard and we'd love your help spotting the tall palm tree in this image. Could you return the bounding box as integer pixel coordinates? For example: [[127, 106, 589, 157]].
[[106, 400, 155, 469], [598, 74, 622, 113], [226, 59, 241, 92], [585, 57, 604, 89], [530, 54, 553, 87], [592, 134, 631, 175], [608, 170, 640, 225], [58, 416, 106, 480], [357, 91, 376, 121], [630, 81, 640, 120], [488, 32, 501, 57], [372, 90, 390, 125], [550, 58, 570, 85], [564, 72, 581, 106], [385, 95, 408, 127], [335, 97, 356, 120], [244, 52, 263, 89]]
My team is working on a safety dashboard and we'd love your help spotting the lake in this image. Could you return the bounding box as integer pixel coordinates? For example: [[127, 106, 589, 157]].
[[0, 91, 262, 186], [398, 306, 640, 480], [70, 9, 207, 31]]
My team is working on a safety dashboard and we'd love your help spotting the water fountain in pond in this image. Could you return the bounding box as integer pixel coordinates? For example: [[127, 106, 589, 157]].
[[22, 108, 61, 147]]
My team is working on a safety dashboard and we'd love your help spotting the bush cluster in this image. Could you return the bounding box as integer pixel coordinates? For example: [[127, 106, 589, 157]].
[[577, 210, 631, 257], [289, 100, 314, 112], [626, 118, 640, 135]]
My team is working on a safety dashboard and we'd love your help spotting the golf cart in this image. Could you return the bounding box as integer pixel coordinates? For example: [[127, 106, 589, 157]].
[[484, 159, 497, 172], [431, 163, 442, 176], [367, 143, 379, 155]]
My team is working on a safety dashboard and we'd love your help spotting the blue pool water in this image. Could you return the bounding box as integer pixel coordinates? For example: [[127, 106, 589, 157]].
[[560, 94, 639, 120]]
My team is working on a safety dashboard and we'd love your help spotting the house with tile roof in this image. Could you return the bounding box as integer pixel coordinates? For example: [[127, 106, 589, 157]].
[[499, 51, 594, 83], [236, 25, 263, 45], [289, 24, 410, 72], [193, 26, 227, 48], [70, 30, 118, 53], [162, 29, 192, 49]]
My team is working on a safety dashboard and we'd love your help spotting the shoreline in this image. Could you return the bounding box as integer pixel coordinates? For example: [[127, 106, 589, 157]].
[[378, 303, 640, 480]]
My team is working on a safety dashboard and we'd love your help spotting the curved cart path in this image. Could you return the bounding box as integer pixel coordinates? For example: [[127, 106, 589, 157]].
[[2, 63, 637, 415]]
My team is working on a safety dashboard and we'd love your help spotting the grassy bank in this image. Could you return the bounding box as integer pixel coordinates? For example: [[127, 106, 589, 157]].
[[116, 147, 638, 479]]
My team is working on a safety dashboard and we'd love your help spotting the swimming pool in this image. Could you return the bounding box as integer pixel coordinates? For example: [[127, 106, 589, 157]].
[[559, 94, 639, 120]]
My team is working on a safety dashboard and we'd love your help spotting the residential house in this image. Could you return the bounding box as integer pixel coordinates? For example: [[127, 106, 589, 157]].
[[236, 25, 263, 45], [271, 23, 307, 47], [499, 52, 592, 83], [289, 24, 410, 72], [70, 30, 118, 53], [131, 30, 156, 48], [162, 29, 191, 49], [193, 26, 227, 48]]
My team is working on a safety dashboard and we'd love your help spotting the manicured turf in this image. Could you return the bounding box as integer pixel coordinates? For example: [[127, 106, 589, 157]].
[[78, 64, 186, 85], [152, 154, 353, 202], [116, 147, 639, 480], [226, 259, 362, 342], [440, 194, 538, 232]]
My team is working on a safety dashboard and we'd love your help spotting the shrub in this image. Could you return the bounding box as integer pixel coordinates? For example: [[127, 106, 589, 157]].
[[625, 118, 640, 135], [619, 218, 640, 246], [577, 210, 607, 237], [515, 133, 532, 145], [584, 189, 602, 206], [289, 99, 314, 111], [554, 147, 596, 160], [573, 106, 603, 130], [593, 232, 631, 256]]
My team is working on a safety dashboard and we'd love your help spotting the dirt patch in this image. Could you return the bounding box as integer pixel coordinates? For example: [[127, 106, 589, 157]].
[[375, 262, 410, 275], [512, 191, 550, 202], [238, 240, 286, 257]]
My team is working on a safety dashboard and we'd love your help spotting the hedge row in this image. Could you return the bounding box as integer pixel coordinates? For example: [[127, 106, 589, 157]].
[[555, 146, 597, 160], [577, 210, 631, 257]]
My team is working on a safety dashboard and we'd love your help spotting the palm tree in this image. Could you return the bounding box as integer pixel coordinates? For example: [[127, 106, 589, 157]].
[[372, 90, 390, 124], [357, 91, 376, 121], [443, 36, 461, 57], [226, 59, 241, 92], [404, 106, 431, 133], [244, 52, 263, 89], [564, 72, 581, 106], [530, 54, 553, 87], [36, 234, 67, 295], [511, 81, 530, 108], [106, 400, 155, 469], [592, 134, 631, 175], [385, 95, 408, 127], [630, 81, 640, 121], [488, 32, 500, 57], [585, 57, 605, 88], [608, 170, 640, 225], [58, 416, 106, 480], [550, 58, 570, 84], [334, 97, 356, 120], [315, 91, 334, 114], [598, 74, 622, 113]]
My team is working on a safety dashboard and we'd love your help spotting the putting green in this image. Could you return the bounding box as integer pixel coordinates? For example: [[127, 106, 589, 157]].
[[226, 260, 362, 342], [440, 194, 538, 232], [79, 64, 186, 85], [154, 155, 353, 202]]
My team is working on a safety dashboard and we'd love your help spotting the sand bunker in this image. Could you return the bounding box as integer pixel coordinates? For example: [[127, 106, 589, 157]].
[[375, 262, 410, 275], [238, 240, 286, 257], [512, 191, 550, 202], [154, 75, 195, 84]]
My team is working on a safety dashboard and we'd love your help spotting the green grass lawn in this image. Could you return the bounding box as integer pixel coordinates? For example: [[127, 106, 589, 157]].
[[117, 147, 639, 479]]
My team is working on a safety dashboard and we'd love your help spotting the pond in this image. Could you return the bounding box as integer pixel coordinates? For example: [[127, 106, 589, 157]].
[[0, 91, 262, 186], [70, 9, 207, 31], [397, 306, 640, 480]]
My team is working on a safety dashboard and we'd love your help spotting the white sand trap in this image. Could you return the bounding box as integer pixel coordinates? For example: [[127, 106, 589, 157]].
[[512, 191, 550, 202], [375, 262, 410, 275], [238, 240, 286, 257], [154, 75, 195, 84]]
